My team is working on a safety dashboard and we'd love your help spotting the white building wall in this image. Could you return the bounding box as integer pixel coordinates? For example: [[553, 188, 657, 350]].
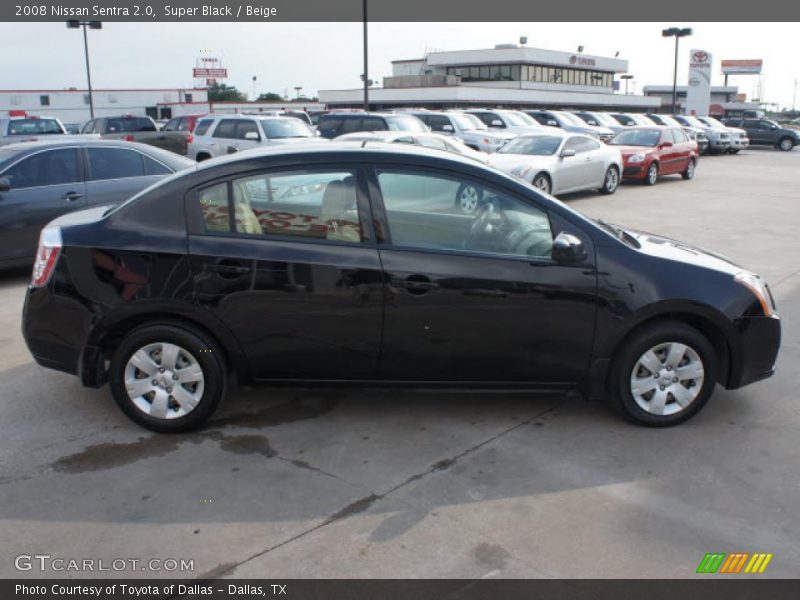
[[0, 88, 209, 124]]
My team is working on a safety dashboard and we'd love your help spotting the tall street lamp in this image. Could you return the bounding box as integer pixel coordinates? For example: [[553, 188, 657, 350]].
[[67, 20, 102, 119], [621, 74, 634, 95], [294, 86, 303, 100], [362, 0, 369, 111], [662, 27, 692, 114]]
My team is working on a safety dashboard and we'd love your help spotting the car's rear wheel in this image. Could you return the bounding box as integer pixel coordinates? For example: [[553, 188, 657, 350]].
[[644, 162, 658, 185], [600, 165, 619, 194], [195, 153, 212, 162], [109, 324, 226, 433], [455, 183, 483, 214], [681, 159, 696, 180], [610, 321, 717, 426], [778, 137, 795, 151], [532, 172, 551, 195]]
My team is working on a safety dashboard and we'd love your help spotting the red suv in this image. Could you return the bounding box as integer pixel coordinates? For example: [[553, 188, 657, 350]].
[[609, 126, 699, 185]]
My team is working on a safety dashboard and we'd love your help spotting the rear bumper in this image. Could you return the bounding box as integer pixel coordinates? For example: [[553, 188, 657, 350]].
[[727, 314, 781, 389]]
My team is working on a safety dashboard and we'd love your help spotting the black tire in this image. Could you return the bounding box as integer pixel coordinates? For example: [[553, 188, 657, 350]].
[[609, 321, 717, 427], [730, 149, 741, 154], [531, 172, 552, 195], [643, 162, 658, 186], [777, 137, 794, 152], [108, 323, 227, 433], [681, 158, 696, 180], [454, 183, 483, 214], [600, 165, 619, 194], [195, 153, 211, 162]]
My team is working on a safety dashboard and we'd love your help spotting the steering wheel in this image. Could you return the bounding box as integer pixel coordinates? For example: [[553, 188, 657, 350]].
[[464, 197, 506, 250]]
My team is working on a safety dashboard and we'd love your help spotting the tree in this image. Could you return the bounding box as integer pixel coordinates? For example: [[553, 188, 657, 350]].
[[257, 92, 285, 101], [207, 83, 246, 102]]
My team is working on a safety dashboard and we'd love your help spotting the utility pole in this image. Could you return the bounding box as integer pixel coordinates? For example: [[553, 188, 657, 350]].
[[662, 27, 692, 114], [67, 20, 102, 119], [363, 0, 369, 111]]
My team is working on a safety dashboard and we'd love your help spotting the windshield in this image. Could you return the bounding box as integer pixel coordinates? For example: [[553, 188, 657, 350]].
[[587, 112, 618, 127], [385, 115, 427, 132], [261, 119, 314, 138], [507, 111, 538, 126], [629, 114, 656, 126], [681, 116, 706, 128], [698, 116, 726, 129], [557, 112, 585, 127], [609, 129, 661, 147], [6, 118, 64, 135], [451, 113, 486, 130], [497, 135, 563, 156], [656, 115, 683, 128]]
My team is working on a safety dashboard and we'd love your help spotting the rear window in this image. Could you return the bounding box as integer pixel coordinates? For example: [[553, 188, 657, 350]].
[[261, 119, 314, 139], [106, 117, 156, 133], [194, 119, 213, 136], [6, 118, 64, 135], [88, 147, 145, 180], [317, 116, 344, 134], [385, 115, 427, 133]]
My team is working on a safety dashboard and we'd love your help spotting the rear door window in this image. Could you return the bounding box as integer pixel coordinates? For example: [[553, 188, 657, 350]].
[[426, 115, 452, 132], [212, 119, 239, 139], [193, 119, 213, 136], [339, 117, 364, 134], [88, 147, 145, 180], [235, 120, 260, 140]]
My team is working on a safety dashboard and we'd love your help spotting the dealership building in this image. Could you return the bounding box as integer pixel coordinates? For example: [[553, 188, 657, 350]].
[[642, 85, 761, 117], [319, 44, 661, 111]]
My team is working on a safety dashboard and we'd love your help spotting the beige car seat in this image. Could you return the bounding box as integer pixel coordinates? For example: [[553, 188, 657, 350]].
[[321, 178, 360, 242]]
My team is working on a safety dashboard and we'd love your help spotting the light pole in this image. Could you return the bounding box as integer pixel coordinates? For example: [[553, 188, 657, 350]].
[[67, 20, 102, 119], [252, 76, 257, 101], [362, 0, 369, 111], [621, 74, 634, 95], [294, 86, 302, 100], [793, 79, 797, 116], [662, 27, 692, 114]]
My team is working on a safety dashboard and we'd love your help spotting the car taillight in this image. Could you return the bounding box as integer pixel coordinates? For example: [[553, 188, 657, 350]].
[[124, 134, 135, 142], [186, 133, 193, 144], [31, 227, 62, 288]]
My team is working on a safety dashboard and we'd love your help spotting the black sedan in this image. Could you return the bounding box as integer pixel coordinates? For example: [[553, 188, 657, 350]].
[[0, 139, 194, 267], [21, 144, 781, 432]]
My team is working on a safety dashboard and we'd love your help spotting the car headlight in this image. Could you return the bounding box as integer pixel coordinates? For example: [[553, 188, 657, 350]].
[[734, 272, 774, 316], [628, 153, 646, 164]]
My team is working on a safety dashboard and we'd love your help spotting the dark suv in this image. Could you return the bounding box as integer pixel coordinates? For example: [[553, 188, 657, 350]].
[[723, 118, 800, 151], [22, 144, 780, 432], [316, 112, 428, 139]]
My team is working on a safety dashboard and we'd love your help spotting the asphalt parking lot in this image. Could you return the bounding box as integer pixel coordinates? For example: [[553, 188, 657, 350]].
[[1, 147, 798, 580]]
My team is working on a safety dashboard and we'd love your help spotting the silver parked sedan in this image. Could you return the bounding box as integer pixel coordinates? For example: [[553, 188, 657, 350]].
[[0, 139, 194, 267], [488, 132, 623, 196]]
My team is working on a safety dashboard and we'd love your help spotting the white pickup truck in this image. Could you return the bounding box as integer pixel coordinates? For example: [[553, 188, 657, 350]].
[[0, 116, 98, 146]]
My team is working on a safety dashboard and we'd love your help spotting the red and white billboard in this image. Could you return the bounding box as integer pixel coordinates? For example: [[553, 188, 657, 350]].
[[193, 67, 228, 78], [720, 59, 763, 75]]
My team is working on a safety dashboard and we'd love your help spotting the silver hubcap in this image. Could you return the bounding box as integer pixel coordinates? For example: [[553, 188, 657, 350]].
[[605, 168, 618, 191], [124, 342, 205, 420], [686, 162, 694, 177], [459, 187, 479, 213], [534, 176, 550, 193], [630, 342, 704, 416], [781, 139, 792, 150], [648, 165, 658, 184]]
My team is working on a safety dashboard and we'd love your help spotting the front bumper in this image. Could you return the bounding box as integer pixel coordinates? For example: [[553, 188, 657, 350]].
[[727, 314, 781, 389], [709, 139, 731, 151], [730, 137, 749, 150], [622, 164, 647, 179]]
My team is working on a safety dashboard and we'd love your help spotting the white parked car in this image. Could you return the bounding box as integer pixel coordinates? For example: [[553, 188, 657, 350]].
[[488, 131, 623, 196], [408, 111, 517, 153], [187, 114, 324, 161], [335, 130, 489, 163], [695, 116, 749, 153]]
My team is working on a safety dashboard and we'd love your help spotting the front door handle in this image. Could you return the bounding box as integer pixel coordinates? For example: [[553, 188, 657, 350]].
[[206, 263, 251, 276], [391, 275, 439, 295], [63, 191, 84, 202]]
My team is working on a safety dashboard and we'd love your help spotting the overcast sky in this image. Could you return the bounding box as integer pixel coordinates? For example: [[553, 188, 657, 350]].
[[1, 22, 797, 108]]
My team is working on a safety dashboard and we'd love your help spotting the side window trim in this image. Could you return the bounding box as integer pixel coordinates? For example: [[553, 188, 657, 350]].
[[85, 147, 146, 182], [366, 164, 559, 264]]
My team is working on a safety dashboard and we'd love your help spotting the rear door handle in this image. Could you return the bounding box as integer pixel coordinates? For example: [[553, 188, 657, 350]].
[[391, 276, 439, 294], [62, 191, 84, 202]]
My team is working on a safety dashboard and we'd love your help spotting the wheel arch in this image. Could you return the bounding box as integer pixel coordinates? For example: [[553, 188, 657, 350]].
[[82, 308, 250, 387]]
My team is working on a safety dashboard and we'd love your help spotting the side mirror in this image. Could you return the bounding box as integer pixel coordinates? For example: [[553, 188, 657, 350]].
[[490, 119, 504, 128], [551, 232, 586, 263], [560, 148, 576, 158], [0, 177, 10, 192], [442, 124, 455, 133], [227, 146, 238, 154], [547, 120, 559, 127], [244, 131, 260, 141]]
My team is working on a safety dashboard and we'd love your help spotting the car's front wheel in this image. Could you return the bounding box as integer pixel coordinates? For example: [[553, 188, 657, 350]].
[[644, 162, 659, 185], [531, 172, 552, 195], [610, 321, 717, 426], [681, 159, 696, 180], [600, 165, 619, 194], [109, 323, 226, 433]]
